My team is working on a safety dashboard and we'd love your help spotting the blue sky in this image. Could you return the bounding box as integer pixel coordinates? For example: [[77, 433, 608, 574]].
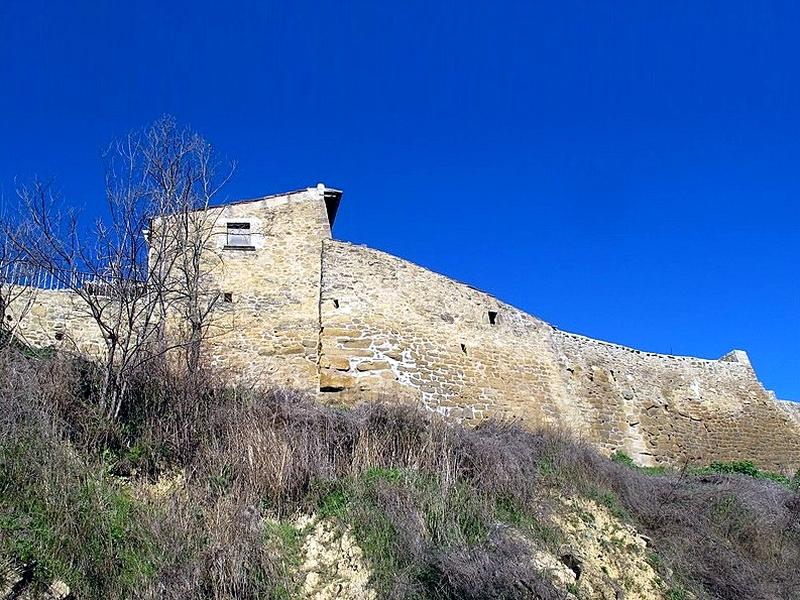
[[1, 1, 798, 399]]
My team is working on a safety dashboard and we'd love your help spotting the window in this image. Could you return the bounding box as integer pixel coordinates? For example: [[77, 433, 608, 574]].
[[223, 292, 233, 303], [488, 311, 498, 325], [226, 222, 253, 248]]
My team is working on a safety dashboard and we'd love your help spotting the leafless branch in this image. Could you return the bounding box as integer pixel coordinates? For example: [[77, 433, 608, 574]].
[[2, 116, 235, 419]]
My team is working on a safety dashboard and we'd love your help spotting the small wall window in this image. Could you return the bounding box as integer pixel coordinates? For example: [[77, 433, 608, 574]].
[[226, 222, 253, 249], [223, 292, 233, 303], [488, 311, 498, 325]]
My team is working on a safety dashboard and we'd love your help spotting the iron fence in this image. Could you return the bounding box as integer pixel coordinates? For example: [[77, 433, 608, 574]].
[[1, 261, 144, 296]]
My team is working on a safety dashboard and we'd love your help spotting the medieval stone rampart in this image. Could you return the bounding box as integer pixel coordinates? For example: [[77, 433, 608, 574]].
[[189, 187, 331, 390], [5, 186, 799, 473], [318, 240, 572, 425], [7, 187, 333, 391], [552, 329, 800, 469], [7, 288, 105, 357], [319, 240, 800, 472], [780, 400, 800, 427]]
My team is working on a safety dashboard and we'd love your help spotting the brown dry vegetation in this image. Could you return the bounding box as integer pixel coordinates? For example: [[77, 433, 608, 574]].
[[1, 342, 799, 600]]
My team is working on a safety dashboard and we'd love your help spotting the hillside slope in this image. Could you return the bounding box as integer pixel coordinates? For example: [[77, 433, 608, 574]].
[[0, 347, 798, 599]]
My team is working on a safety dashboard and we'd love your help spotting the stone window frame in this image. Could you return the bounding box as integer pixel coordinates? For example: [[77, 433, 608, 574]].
[[224, 221, 255, 250]]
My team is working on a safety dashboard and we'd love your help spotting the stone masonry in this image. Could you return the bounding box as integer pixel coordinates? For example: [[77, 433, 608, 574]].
[[8, 185, 800, 473]]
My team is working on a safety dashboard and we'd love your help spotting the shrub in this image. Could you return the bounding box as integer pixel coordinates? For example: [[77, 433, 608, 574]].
[[611, 450, 636, 468], [0, 346, 798, 599], [698, 460, 795, 487]]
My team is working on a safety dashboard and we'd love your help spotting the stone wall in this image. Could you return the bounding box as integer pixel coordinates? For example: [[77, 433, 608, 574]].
[[780, 400, 800, 428], [185, 187, 334, 390], [552, 331, 800, 470], [6, 288, 106, 357], [5, 186, 337, 394], [6, 186, 800, 474], [317, 240, 580, 429], [319, 240, 800, 473]]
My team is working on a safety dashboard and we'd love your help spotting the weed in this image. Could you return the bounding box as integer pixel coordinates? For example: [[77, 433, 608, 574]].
[[0, 347, 798, 599], [318, 487, 349, 519], [611, 450, 637, 468]]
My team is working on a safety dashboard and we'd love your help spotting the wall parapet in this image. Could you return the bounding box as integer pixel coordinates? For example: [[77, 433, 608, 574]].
[[552, 328, 751, 368]]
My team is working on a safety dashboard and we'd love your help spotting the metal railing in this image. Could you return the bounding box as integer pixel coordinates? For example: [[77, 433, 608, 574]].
[[1, 261, 144, 296]]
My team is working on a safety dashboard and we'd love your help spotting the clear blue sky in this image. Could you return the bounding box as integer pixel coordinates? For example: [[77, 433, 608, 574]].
[[1, 1, 798, 399]]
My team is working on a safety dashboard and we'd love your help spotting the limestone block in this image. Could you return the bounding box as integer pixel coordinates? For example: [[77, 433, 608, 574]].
[[341, 339, 372, 349], [324, 348, 375, 358], [319, 370, 356, 391], [322, 327, 360, 338], [356, 360, 390, 372], [275, 343, 306, 355], [320, 355, 350, 371]]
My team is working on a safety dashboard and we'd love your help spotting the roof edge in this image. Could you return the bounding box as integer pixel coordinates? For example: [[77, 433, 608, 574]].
[[211, 183, 342, 207], [210, 185, 318, 209]]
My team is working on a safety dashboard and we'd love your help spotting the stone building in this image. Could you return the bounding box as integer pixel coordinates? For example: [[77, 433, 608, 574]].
[[7, 184, 800, 473]]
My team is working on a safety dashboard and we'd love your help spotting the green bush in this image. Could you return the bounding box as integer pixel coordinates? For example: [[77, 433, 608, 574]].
[[700, 460, 794, 486], [614, 451, 796, 488], [611, 450, 636, 468], [708, 460, 761, 477]]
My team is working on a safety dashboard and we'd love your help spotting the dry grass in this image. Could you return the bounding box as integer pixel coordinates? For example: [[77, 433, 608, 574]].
[[0, 344, 798, 599]]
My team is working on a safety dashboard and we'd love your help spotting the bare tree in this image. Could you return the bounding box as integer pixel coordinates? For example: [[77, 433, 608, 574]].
[[4, 117, 234, 419], [0, 220, 35, 341]]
